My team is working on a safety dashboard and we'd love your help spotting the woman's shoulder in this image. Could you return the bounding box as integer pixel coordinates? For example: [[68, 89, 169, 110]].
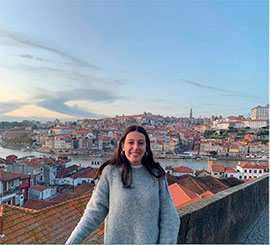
[[100, 164, 120, 177]]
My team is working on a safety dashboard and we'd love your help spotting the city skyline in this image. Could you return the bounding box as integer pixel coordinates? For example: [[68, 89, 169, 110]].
[[0, 0, 268, 122]]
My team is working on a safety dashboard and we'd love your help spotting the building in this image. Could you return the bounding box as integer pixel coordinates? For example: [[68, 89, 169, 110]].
[[165, 166, 173, 175], [172, 165, 194, 177], [28, 185, 56, 200], [18, 173, 31, 200], [195, 169, 211, 178], [210, 165, 225, 178], [42, 163, 57, 185], [0, 171, 21, 205], [236, 162, 269, 180], [251, 104, 269, 120]]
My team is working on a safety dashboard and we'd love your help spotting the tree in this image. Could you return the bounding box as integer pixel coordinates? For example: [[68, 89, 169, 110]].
[[209, 151, 217, 157]]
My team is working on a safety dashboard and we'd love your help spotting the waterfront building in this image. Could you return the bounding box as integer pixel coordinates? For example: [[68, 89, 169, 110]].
[[210, 165, 225, 178], [172, 165, 194, 176], [195, 169, 210, 177], [236, 162, 269, 180], [165, 165, 173, 175]]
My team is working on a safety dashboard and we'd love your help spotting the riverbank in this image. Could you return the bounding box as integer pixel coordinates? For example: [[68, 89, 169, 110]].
[[0, 143, 268, 163]]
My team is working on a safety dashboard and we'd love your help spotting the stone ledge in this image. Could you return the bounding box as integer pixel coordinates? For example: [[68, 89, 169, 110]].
[[176, 174, 269, 244]]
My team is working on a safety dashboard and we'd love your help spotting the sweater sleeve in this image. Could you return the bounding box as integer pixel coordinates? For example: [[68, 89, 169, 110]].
[[158, 176, 180, 244], [65, 166, 110, 244]]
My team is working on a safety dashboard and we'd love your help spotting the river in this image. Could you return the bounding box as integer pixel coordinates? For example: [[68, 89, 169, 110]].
[[0, 145, 244, 171]]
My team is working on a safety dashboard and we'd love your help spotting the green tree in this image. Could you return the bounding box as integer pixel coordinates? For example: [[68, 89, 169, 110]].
[[209, 150, 217, 157]]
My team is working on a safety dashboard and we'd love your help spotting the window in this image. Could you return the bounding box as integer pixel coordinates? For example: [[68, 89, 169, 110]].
[[249, 176, 252, 178], [259, 170, 262, 173], [254, 170, 257, 173], [214, 173, 217, 175], [239, 176, 242, 179], [244, 176, 247, 179], [249, 170, 252, 173], [244, 170, 247, 173]]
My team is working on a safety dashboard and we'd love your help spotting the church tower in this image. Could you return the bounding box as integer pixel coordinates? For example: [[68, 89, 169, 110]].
[[189, 108, 193, 119]]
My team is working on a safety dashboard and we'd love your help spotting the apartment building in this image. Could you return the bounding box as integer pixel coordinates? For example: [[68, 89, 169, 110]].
[[251, 104, 269, 120]]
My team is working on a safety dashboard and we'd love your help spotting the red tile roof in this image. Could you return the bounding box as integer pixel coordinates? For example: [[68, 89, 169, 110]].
[[238, 162, 268, 170], [24, 199, 58, 210], [174, 165, 193, 173], [165, 165, 173, 170], [168, 183, 198, 208], [200, 190, 214, 198], [0, 171, 21, 181], [211, 165, 225, 173], [225, 167, 237, 173], [30, 185, 48, 192], [66, 165, 80, 172], [50, 182, 94, 203], [73, 167, 97, 179], [0, 194, 102, 244], [195, 169, 210, 176], [244, 177, 257, 182], [169, 184, 214, 209]]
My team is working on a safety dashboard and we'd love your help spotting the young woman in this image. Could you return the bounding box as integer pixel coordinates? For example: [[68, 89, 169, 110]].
[[66, 125, 180, 244]]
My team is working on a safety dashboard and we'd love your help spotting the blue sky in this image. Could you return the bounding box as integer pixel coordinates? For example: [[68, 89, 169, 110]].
[[0, 0, 268, 121]]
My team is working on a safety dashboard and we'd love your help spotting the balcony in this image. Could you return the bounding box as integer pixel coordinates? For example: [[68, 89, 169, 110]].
[[3, 186, 20, 196]]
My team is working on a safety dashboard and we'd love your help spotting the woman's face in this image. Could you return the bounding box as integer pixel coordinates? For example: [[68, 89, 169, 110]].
[[121, 131, 147, 166]]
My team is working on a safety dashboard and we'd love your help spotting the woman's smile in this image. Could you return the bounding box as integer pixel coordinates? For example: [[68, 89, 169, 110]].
[[122, 131, 146, 166]]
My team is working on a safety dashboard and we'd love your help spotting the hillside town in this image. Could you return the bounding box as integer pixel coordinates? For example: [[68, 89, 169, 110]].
[[0, 105, 268, 243], [0, 105, 269, 160]]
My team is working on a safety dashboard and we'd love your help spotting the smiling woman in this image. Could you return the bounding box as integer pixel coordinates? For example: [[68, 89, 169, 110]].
[[66, 124, 180, 244]]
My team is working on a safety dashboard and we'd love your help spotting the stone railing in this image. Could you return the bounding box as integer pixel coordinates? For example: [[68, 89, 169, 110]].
[[177, 174, 269, 244]]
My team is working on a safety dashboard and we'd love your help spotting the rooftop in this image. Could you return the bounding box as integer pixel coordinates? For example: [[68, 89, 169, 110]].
[[174, 165, 193, 173], [0, 171, 21, 181], [0, 194, 95, 244]]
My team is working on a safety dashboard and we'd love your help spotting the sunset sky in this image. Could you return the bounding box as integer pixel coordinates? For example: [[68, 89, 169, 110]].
[[0, 0, 268, 122]]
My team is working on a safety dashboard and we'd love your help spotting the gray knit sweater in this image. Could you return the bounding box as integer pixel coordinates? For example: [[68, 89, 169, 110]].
[[66, 164, 180, 244]]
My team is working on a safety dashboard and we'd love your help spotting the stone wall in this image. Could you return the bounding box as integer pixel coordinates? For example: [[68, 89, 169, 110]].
[[177, 174, 269, 244]]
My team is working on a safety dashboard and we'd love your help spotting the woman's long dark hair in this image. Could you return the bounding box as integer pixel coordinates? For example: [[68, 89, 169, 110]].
[[95, 125, 165, 188]]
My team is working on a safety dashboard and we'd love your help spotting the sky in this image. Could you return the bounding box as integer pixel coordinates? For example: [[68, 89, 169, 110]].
[[0, 0, 268, 122]]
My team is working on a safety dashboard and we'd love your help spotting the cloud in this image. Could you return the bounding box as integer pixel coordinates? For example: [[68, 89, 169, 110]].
[[0, 101, 28, 114], [0, 87, 122, 119], [19, 54, 47, 62], [181, 79, 261, 99], [9, 64, 127, 87], [0, 27, 102, 70], [33, 88, 123, 118]]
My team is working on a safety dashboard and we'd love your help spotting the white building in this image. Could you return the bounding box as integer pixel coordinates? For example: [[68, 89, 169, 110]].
[[165, 166, 173, 175], [171, 165, 194, 176], [242, 120, 267, 129], [251, 104, 269, 120], [28, 185, 56, 200], [236, 162, 269, 180], [0, 171, 21, 205]]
